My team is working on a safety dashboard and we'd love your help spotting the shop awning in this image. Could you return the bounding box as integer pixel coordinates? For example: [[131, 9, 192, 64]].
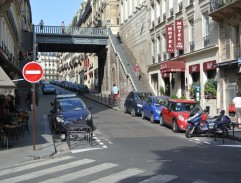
[[0, 66, 16, 88], [160, 61, 185, 73], [215, 60, 237, 68], [203, 60, 216, 71], [189, 64, 200, 73]]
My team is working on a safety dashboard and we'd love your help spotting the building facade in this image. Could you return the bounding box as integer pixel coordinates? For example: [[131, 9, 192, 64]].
[[0, 0, 32, 94], [37, 52, 59, 81]]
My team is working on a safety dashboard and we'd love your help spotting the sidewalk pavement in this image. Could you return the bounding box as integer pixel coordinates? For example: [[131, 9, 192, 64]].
[[0, 94, 55, 167]]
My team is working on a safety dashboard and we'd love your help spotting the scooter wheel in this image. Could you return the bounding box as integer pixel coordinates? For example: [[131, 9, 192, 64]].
[[185, 126, 194, 138]]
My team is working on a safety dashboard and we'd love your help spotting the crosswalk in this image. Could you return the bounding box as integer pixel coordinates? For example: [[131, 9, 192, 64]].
[[0, 155, 209, 183]]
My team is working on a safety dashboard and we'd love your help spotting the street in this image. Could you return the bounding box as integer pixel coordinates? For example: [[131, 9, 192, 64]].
[[1, 87, 241, 183]]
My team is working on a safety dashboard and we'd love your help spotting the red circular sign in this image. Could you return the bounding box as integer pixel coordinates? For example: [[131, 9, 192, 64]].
[[22, 62, 44, 83]]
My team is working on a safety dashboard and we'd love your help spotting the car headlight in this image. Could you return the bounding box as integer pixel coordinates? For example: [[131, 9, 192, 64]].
[[178, 115, 184, 121], [85, 112, 92, 121], [56, 115, 64, 123], [137, 103, 143, 107], [155, 109, 161, 114]]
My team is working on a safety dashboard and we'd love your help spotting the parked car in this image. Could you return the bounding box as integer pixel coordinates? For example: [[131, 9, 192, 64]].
[[160, 99, 198, 132], [124, 91, 154, 116], [42, 84, 56, 95], [142, 96, 169, 123], [50, 94, 93, 134], [77, 84, 89, 94]]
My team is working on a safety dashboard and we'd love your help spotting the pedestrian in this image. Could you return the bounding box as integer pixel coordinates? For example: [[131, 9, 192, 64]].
[[39, 20, 44, 32], [133, 63, 140, 80], [61, 21, 65, 33], [232, 92, 241, 128], [112, 83, 119, 103], [116, 32, 121, 43]]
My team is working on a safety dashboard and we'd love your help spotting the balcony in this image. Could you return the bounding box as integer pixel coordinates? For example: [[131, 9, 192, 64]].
[[178, 1, 183, 12], [209, 0, 241, 22], [203, 35, 210, 48], [190, 41, 195, 52], [163, 13, 166, 21], [170, 8, 174, 17]]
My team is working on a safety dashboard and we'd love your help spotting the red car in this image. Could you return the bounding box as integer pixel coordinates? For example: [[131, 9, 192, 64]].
[[160, 99, 198, 132]]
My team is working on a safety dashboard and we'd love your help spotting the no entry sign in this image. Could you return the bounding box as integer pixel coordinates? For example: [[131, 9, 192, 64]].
[[22, 62, 44, 83]]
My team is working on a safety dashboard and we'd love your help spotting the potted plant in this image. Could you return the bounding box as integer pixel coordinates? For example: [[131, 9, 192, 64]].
[[204, 79, 217, 99]]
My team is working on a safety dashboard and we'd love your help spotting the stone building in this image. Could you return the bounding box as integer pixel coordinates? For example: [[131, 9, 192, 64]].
[[37, 52, 59, 81], [0, 0, 32, 94], [209, 0, 241, 113]]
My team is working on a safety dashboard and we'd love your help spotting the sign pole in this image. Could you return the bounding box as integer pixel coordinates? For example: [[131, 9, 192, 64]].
[[32, 83, 36, 150]]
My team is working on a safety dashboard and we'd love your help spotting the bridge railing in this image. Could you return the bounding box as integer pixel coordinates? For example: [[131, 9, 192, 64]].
[[33, 25, 108, 36], [107, 29, 142, 92]]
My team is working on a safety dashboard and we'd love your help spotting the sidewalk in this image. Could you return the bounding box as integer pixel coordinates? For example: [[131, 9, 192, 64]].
[[0, 94, 55, 167]]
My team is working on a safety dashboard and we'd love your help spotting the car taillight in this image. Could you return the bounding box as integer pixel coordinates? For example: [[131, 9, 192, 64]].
[[201, 114, 207, 121]]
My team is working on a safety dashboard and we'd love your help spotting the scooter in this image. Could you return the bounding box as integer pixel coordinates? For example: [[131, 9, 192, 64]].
[[185, 106, 231, 138]]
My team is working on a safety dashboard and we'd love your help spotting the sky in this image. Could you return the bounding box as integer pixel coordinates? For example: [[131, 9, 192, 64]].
[[30, 0, 83, 26]]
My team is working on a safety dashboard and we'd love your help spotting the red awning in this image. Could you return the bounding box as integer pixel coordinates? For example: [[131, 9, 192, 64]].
[[203, 60, 216, 71], [160, 61, 185, 74], [189, 64, 200, 73]]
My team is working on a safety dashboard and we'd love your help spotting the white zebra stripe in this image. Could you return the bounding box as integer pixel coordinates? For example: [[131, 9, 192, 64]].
[[38, 163, 118, 183], [89, 168, 145, 183], [138, 174, 177, 183], [0, 159, 95, 183], [0, 156, 74, 177]]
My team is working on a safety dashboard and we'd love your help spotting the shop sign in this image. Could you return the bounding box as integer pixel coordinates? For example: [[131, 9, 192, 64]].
[[189, 64, 200, 73], [166, 25, 174, 53], [203, 60, 216, 71], [175, 20, 184, 50]]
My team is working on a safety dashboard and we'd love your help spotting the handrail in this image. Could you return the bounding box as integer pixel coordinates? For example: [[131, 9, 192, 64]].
[[34, 25, 108, 36], [107, 29, 142, 91]]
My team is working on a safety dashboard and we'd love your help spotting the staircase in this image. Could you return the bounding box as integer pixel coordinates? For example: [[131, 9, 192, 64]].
[[120, 42, 153, 93]]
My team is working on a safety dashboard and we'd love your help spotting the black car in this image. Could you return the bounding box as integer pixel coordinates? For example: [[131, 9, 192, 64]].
[[124, 91, 154, 116], [50, 94, 93, 134]]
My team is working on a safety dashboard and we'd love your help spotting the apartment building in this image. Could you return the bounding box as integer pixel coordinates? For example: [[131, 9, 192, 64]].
[[209, 0, 241, 112], [37, 52, 59, 81], [0, 0, 32, 94]]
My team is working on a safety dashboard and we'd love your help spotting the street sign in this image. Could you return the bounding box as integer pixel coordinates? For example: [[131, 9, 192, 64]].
[[22, 61, 44, 83]]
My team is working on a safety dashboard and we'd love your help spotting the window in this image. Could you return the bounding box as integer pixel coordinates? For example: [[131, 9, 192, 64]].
[[203, 12, 209, 47]]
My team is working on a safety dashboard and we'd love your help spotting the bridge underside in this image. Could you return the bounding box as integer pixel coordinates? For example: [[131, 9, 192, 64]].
[[36, 34, 108, 53], [37, 43, 107, 53]]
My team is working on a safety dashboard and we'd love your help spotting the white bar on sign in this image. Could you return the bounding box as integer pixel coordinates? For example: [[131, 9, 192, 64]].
[[26, 70, 41, 74]]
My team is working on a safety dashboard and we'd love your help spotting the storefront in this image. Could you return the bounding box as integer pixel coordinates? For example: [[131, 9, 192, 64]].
[[160, 61, 185, 98], [0, 66, 16, 95]]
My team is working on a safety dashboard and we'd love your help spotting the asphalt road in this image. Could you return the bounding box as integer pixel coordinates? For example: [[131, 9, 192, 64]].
[[1, 86, 241, 183]]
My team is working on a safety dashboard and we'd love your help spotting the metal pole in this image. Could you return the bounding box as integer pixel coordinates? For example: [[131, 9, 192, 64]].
[[32, 83, 36, 150]]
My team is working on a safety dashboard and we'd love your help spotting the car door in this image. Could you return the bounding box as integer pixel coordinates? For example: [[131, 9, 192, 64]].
[[165, 101, 175, 126], [125, 92, 133, 112]]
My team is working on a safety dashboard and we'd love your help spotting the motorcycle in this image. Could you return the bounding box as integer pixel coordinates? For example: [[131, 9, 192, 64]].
[[185, 105, 231, 138]]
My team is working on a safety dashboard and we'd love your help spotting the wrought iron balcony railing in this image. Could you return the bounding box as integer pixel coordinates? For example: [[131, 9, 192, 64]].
[[210, 0, 238, 12], [203, 35, 210, 48], [190, 41, 195, 52]]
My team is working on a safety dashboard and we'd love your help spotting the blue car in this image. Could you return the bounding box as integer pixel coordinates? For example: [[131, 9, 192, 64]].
[[124, 91, 154, 116], [50, 94, 93, 133], [142, 96, 169, 123]]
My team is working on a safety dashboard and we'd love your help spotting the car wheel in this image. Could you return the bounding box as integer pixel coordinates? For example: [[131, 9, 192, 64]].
[[131, 107, 136, 116], [172, 119, 179, 133], [150, 113, 154, 123], [160, 115, 164, 126], [141, 111, 145, 119]]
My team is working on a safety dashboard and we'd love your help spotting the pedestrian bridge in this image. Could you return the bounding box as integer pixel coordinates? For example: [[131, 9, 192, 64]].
[[34, 25, 108, 53]]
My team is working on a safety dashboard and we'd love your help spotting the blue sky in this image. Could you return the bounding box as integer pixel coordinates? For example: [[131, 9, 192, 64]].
[[30, 0, 83, 26]]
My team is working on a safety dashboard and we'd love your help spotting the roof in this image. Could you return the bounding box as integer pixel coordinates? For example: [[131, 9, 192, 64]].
[[169, 99, 197, 103], [56, 94, 77, 99], [0, 66, 16, 88]]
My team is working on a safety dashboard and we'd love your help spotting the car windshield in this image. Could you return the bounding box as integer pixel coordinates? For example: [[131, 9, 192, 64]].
[[153, 97, 167, 106], [57, 98, 87, 112], [136, 93, 152, 100], [44, 85, 54, 88], [174, 103, 196, 112]]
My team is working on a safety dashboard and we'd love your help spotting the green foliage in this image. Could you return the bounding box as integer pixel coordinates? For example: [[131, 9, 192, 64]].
[[71, 16, 77, 27], [159, 86, 165, 95], [180, 95, 186, 99], [204, 78, 217, 97], [171, 95, 178, 99]]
